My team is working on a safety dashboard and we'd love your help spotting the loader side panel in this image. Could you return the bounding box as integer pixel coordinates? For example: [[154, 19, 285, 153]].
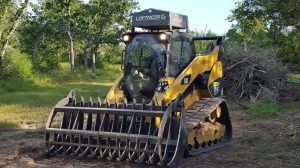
[[207, 61, 223, 97], [161, 46, 221, 108]]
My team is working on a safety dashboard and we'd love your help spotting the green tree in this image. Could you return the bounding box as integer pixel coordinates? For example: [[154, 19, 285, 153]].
[[27, 0, 138, 73], [80, 0, 138, 72], [227, 0, 300, 69], [0, 0, 30, 67]]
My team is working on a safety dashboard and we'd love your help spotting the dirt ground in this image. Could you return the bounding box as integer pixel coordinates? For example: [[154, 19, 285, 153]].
[[0, 108, 299, 168]]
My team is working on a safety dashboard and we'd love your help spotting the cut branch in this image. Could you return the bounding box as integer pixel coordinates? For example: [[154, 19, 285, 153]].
[[225, 54, 254, 71]]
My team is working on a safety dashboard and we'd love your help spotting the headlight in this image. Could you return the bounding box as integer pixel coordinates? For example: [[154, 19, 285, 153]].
[[159, 33, 167, 40], [123, 35, 130, 42]]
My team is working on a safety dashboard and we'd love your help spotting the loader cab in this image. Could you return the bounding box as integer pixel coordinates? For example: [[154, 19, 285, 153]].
[[121, 8, 192, 102]]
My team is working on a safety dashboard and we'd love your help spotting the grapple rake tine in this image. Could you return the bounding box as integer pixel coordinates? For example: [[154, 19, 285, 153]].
[[72, 135, 83, 156], [111, 99, 119, 132], [146, 144, 159, 165], [54, 110, 77, 154], [127, 112, 138, 162], [85, 97, 93, 131], [116, 136, 128, 161], [126, 102, 136, 162], [88, 148, 99, 158], [135, 107, 146, 161], [120, 98, 128, 133], [136, 107, 154, 164], [107, 136, 118, 160], [79, 132, 92, 157], [132, 109, 147, 163], [79, 97, 95, 157], [158, 117, 172, 166], [107, 98, 120, 161], [94, 97, 102, 131], [94, 136, 102, 158], [97, 113, 109, 159], [63, 134, 76, 155], [71, 98, 85, 156], [117, 98, 128, 161]]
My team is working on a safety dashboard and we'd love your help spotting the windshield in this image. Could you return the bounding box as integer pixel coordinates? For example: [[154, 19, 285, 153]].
[[124, 34, 166, 102]]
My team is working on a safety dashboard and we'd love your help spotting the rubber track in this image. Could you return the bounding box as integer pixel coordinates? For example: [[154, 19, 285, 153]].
[[184, 97, 232, 156]]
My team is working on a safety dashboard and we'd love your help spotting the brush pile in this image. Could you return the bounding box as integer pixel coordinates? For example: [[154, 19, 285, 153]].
[[222, 47, 298, 102]]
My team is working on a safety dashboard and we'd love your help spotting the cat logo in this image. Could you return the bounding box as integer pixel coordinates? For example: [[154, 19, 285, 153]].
[[213, 82, 219, 87], [183, 77, 189, 84], [181, 74, 191, 85]]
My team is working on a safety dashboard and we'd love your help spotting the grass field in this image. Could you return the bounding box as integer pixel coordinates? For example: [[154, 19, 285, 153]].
[[1, 65, 299, 130], [0, 65, 122, 130]]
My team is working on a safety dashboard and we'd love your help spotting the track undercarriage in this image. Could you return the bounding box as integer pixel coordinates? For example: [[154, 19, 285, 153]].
[[45, 90, 232, 167]]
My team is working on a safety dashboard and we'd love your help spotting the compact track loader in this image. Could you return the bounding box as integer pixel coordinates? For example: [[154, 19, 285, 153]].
[[45, 8, 232, 167]]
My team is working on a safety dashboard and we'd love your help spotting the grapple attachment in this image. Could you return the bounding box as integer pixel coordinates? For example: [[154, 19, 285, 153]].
[[45, 90, 186, 166]]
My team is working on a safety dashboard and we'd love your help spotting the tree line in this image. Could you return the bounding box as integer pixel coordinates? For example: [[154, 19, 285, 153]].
[[0, 0, 299, 80]]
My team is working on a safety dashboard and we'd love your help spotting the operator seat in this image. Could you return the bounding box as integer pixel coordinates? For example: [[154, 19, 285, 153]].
[[206, 42, 215, 54]]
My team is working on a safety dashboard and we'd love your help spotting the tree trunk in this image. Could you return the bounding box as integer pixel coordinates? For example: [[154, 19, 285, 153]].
[[83, 41, 93, 72], [243, 41, 248, 51], [32, 36, 39, 66], [91, 45, 96, 73], [83, 45, 88, 72], [67, 31, 75, 72], [66, 0, 74, 72], [0, 0, 30, 60]]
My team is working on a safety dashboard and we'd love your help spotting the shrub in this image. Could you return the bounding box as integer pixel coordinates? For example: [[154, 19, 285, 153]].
[[1, 49, 33, 80]]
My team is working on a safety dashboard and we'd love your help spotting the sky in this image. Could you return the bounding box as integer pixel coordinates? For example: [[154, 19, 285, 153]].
[[136, 0, 239, 35], [30, 0, 239, 35]]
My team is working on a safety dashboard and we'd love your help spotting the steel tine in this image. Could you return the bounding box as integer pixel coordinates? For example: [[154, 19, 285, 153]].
[[135, 140, 148, 163], [94, 97, 102, 131], [99, 111, 109, 132], [72, 111, 80, 130], [158, 117, 172, 166], [107, 135, 118, 160], [85, 97, 93, 130], [107, 99, 119, 160], [146, 143, 158, 165], [120, 98, 128, 133], [70, 133, 77, 155], [135, 115, 149, 163], [54, 134, 65, 154], [79, 134, 92, 157], [97, 111, 109, 159], [88, 148, 99, 158], [127, 112, 137, 162], [72, 96, 76, 106], [79, 147, 90, 157], [116, 99, 128, 161], [117, 136, 128, 161], [54, 110, 75, 154], [72, 135, 83, 156], [111, 99, 119, 132], [127, 113, 136, 134], [63, 142, 73, 155], [98, 135, 109, 159], [96, 137, 105, 159], [89, 135, 97, 156]]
